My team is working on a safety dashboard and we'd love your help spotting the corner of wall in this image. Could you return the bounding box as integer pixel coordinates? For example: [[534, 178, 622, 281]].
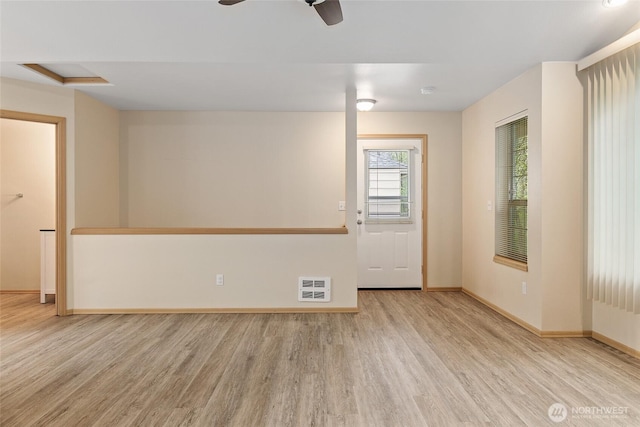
[[74, 92, 120, 227], [118, 111, 129, 227], [539, 62, 586, 333]]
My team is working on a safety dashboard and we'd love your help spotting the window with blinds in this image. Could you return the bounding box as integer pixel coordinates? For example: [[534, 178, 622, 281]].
[[365, 149, 411, 222], [495, 115, 528, 266]]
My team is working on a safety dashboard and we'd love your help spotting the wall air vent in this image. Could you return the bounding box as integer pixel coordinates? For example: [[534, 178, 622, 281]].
[[298, 277, 331, 302]]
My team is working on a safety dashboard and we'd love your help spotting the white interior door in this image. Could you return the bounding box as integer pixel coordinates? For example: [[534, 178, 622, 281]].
[[357, 137, 423, 289]]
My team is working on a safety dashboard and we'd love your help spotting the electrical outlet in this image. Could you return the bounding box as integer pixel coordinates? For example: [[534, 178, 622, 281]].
[[216, 274, 224, 286], [521, 281, 527, 295], [338, 201, 346, 211]]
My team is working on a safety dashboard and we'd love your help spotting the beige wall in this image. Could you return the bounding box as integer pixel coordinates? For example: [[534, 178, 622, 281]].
[[0, 78, 358, 311], [0, 121, 2, 286], [539, 63, 589, 332], [5, 73, 635, 348], [120, 111, 345, 228], [462, 65, 544, 329], [358, 112, 462, 289], [74, 103, 359, 311], [75, 92, 120, 227], [1, 77, 77, 302], [0, 119, 56, 290], [462, 62, 593, 334], [73, 233, 357, 310], [79, 108, 358, 310], [593, 302, 640, 351]]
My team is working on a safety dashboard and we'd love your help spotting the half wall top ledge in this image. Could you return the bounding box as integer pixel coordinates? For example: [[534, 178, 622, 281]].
[[70, 227, 349, 235]]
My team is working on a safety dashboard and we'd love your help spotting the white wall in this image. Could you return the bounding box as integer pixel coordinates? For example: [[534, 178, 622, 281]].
[[120, 111, 345, 228], [0, 119, 56, 290], [75, 92, 120, 227], [358, 112, 462, 289]]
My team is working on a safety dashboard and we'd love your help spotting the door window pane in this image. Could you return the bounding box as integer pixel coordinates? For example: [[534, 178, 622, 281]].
[[366, 150, 411, 220]]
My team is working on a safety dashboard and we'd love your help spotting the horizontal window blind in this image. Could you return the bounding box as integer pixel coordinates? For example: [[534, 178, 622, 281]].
[[365, 149, 411, 220], [495, 115, 528, 264], [586, 43, 640, 314]]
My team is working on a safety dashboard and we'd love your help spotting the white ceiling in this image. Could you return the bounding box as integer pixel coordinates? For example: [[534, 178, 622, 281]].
[[1, 0, 639, 111]]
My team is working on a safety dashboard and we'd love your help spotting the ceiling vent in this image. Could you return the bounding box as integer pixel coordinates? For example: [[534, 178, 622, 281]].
[[298, 277, 331, 302]]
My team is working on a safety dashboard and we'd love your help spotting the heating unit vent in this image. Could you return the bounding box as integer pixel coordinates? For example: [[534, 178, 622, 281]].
[[298, 277, 331, 302]]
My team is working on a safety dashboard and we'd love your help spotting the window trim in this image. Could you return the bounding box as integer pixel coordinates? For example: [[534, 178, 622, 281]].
[[493, 255, 528, 272]]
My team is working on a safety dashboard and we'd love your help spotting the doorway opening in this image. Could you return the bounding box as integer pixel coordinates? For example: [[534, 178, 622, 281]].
[[1, 110, 67, 316], [356, 134, 427, 290]]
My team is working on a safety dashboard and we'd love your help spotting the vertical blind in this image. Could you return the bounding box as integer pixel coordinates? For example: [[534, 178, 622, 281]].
[[586, 43, 640, 314], [495, 115, 528, 264]]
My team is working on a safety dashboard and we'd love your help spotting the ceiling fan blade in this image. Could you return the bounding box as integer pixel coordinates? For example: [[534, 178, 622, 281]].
[[219, 0, 245, 5], [313, 0, 343, 26]]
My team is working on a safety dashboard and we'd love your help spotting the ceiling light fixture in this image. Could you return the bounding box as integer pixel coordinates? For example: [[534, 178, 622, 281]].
[[602, 0, 628, 7], [356, 99, 377, 112]]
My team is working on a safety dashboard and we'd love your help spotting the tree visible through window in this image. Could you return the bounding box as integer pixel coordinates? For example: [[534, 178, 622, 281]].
[[495, 116, 528, 265]]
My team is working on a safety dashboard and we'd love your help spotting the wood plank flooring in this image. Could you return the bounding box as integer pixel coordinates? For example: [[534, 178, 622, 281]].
[[1, 291, 639, 426]]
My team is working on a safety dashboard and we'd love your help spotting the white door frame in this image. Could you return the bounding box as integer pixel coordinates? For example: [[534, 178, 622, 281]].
[[357, 134, 428, 290]]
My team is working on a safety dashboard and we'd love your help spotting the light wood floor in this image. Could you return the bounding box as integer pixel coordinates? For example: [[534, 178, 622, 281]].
[[1, 291, 639, 427]]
